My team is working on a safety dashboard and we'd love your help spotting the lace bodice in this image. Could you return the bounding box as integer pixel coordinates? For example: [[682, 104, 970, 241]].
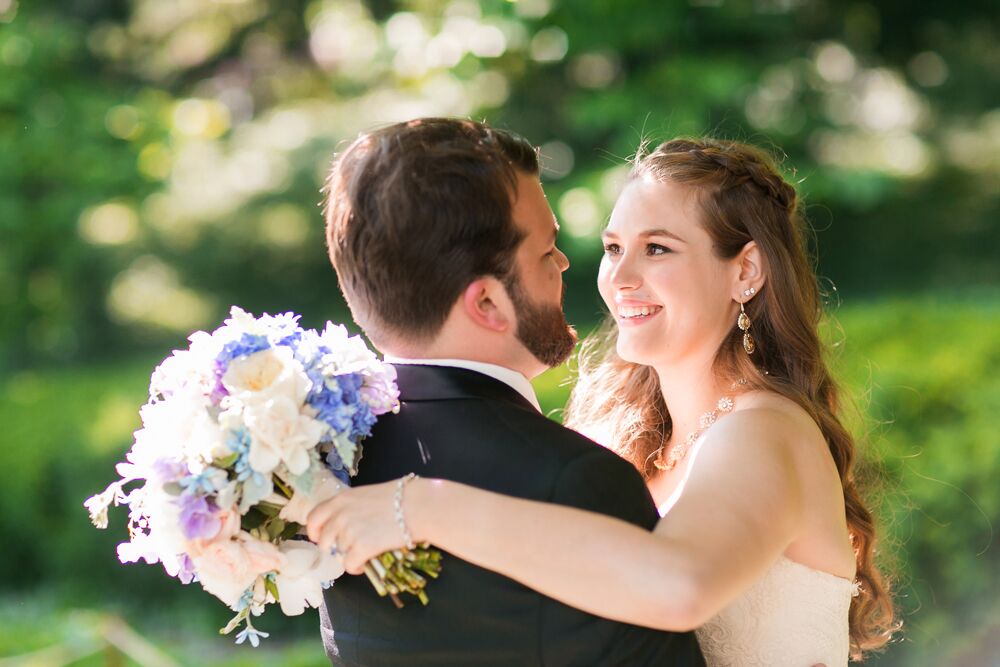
[[694, 555, 855, 667]]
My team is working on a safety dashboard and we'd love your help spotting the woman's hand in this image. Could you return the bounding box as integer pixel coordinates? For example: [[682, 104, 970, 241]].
[[306, 480, 414, 574]]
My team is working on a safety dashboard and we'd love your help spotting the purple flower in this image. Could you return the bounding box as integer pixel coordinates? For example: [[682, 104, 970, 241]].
[[151, 458, 188, 484], [177, 553, 197, 584], [361, 365, 400, 415], [177, 494, 221, 540]]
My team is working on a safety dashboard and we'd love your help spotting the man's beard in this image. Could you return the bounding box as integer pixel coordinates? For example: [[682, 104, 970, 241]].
[[505, 273, 578, 368]]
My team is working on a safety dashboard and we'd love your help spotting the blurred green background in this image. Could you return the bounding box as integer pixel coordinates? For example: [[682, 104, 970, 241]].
[[2, 0, 998, 664]]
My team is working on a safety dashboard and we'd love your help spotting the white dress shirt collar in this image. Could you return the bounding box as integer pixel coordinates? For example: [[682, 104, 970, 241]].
[[382, 356, 541, 412]]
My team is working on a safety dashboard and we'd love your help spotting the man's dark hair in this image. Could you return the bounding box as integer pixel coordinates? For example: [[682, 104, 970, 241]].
[[324, 118, 540, 343]]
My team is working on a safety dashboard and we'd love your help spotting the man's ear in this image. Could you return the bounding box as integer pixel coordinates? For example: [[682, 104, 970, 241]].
[[461, 277, 512, 333], [733, 240, 766, 300]]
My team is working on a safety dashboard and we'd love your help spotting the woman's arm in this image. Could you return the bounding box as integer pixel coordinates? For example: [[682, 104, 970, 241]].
[[307, 408, 803, 631]]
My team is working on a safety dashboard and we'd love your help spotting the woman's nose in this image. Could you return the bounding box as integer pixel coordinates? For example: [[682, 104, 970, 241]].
[[609, 253, 642, 290]]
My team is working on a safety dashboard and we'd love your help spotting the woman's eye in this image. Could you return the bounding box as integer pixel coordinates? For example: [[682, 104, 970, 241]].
[[603, 242, 671, 256]]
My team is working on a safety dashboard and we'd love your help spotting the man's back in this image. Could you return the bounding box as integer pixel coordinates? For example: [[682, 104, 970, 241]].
[[320, 365, 703, 666]]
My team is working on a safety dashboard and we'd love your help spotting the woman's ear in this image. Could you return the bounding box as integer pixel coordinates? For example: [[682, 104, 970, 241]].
[[733, 240, 766, 301], [461, 277, 511, 333]]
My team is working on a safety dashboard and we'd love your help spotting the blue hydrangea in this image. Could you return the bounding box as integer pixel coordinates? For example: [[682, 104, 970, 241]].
[[308, 373, 361, 434], [324, 448, 351, 486], [338, 372, 363, 405], [218, 333, 270, 367], [274, 330, 302, 349], [351, 402, 378, 440], [227, 428, 264, 484], [179, 469, 220, 495]]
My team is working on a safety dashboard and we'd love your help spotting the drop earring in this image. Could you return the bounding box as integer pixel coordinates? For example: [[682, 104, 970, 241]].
[[738, 300, 755, 355]]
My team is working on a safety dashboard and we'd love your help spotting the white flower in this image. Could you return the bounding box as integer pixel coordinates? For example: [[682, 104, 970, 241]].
[[293, 329, 323, 363], [218, 306, 300, 345], [243, 396, 326, 475], [85, 482, 123, 529], [117, 531, 161, 565], [114, 485, 190, 574], [186, 329, 225, 363], [273, 541, 345, 616], [178, 416, 229, 466], [149, 349, 206, 398], [142, 486, 189, 557], [317, 323, 378, 376], [234, 624, 269, 647], [222, 346, 311, 409], [117, 537, 187, 581], [221, 306, 269, 339], [279, 473, 343, 525], [216, 479, 239, 510], [130, 389, 218, 472]]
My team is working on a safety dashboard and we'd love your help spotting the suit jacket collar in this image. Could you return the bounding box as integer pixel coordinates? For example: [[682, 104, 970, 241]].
[[392, 364, 538, 413]]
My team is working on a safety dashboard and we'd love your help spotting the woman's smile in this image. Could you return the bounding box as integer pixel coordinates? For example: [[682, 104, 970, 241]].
[[615, 302, 663, 326]]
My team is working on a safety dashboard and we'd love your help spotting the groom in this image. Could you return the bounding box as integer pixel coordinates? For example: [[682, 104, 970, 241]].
[[317, 118, 704, 666]]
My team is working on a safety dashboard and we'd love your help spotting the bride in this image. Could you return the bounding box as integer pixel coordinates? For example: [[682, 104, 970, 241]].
[[308, 138, 898, 665]]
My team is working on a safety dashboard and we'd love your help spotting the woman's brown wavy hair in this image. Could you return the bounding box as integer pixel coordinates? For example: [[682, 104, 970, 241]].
[[564, 137, 898, 658]]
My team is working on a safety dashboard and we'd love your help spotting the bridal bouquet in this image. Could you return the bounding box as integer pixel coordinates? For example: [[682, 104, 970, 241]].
[[85, 307, 442, 645]]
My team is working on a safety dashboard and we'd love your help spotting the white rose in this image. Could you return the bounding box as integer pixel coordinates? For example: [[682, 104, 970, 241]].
[[244, 396, 326, 475], [222, 346, 310, 409], [273, 541, 345, 616]]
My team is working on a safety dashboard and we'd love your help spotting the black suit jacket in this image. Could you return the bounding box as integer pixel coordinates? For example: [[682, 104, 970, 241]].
[[320, 364, 704, 667]]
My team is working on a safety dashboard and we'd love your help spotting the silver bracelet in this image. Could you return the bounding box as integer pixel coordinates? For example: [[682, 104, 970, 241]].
[[394, 473, 418, 550]]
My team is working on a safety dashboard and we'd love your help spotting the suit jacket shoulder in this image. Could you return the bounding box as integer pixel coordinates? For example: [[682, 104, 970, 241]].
[[482, 397, 659, 529]]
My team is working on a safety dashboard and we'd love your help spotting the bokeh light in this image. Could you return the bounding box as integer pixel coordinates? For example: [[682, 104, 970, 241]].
[[4, 2, 999, 664]]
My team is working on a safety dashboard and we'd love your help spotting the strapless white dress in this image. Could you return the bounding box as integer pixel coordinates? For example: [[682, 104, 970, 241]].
[[692, 555, 856, 667], [655, 452, 856, 667]]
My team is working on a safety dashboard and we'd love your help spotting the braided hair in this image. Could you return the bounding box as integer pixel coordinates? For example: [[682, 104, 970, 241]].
[[662, 138, 798, 213], [565, 137, 899, 658]]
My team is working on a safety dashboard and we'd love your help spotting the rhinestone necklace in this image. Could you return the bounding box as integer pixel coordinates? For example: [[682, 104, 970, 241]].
[[653, 393, 737, 472]]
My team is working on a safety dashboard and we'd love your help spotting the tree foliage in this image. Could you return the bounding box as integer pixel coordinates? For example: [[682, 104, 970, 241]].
[[3, 0, 999, 371], [2, 0, 999, 664]]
